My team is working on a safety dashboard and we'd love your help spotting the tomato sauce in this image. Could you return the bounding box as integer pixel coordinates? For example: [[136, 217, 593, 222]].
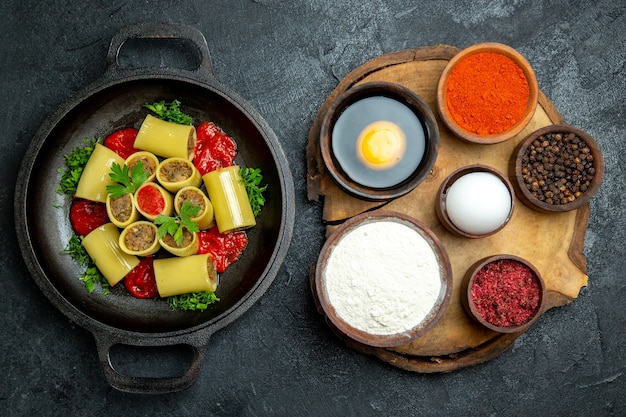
[[69, 199, 108, 236], [136, 185, 165, 215], [193, 121, 237, 175], [124, 257, 157, 298], [103, 128, 139, 159], [198, 226, 248, 273]]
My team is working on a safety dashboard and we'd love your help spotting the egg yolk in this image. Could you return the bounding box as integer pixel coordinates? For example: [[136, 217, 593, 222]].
[[356, 121, 406, 170]]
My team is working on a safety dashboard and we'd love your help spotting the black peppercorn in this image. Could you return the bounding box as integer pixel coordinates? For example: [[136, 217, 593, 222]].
[[520, 131, 596, 206]]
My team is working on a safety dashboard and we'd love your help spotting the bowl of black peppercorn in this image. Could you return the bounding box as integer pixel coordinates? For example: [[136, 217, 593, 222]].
[[511, 124, 604, 213]]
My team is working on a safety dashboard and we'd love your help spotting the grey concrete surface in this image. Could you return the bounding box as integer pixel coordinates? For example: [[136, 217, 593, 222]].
[[1, 0, 624, 416]]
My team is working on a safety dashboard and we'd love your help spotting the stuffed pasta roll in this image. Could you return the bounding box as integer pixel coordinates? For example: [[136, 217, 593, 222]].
[[106, 193, 139, 228], [153, 254, 218, 297], [119, 221, 161, 256], [174, 186, 214, 230], [156, 157, 202, 193], [81, 223, 140, 286], [134, 182, 174, 222], [159, 228, 199, 257], [202, 165, 256, 233], [75, 144, 125, 203], [125, 151, 159, 183], [133, 114, 196, 160]]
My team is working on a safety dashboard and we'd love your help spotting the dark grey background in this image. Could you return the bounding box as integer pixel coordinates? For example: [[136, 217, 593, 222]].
[[2, 0, 624, 416]]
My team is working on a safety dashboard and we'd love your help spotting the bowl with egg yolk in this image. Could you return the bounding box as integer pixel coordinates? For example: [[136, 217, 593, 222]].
[[320, 82, 440, 201]]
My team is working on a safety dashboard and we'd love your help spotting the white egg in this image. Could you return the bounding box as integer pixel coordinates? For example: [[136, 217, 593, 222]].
[[444, 172, 512, 235]]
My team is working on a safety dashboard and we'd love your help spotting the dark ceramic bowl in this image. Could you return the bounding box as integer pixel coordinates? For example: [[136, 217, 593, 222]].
[[315, 211, 452, 347], [435, 164, 515, 238], [461, 255, 546, 333], [320, 82, 440, 201], [511, 124, 604, 213], [437, 42, 539, 144]]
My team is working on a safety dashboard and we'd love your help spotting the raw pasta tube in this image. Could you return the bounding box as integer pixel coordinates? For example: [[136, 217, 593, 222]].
[[174, 186, 215, 230], [153, 254, 218, 297], [125, 151, 159, 183], [106, 193, 139, 228], [156, 157, 202, 193], [134, 114, 196, 160], [75, 144, 125, 202], [81, 223, 140, 286], [202, 165, 256, 233]]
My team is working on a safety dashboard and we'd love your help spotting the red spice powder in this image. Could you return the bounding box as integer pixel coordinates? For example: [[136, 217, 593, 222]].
[[445, 52, 530, 136], [471, 259, 541, 327]]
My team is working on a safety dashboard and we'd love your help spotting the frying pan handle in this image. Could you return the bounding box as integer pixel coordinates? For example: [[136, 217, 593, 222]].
[[105, 22, 213, 79], [93, 331, 211, 394]]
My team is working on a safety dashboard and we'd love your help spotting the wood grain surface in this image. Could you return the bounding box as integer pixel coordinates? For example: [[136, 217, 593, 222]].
[[306, 44, 589, 372]]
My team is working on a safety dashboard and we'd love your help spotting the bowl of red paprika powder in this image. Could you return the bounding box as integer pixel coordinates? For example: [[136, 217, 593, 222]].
[[511, 124, 605, 213], [461, 255, 546, 333], [437, 42, 539, 144]]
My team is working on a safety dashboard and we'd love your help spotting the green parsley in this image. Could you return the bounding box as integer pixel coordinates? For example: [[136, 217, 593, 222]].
[[63, 234, 91, 267], [81, 265, 110, 295], [240, 167, 267, 216], [56, 137, 99, 196], [63, 235, 109, 295], [154, 201, 201, 246], [106, 161, 148, 199], [144, 99, 193, 125], [167, 291, 220, 311], [58, 141, 109, 295]]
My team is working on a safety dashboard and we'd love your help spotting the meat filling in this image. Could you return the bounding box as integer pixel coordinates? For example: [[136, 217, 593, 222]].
[[162, 228, 194, 248], [188, 131, 196, 159], [110, 194, 133, 222], [160, 161, 193, 183], [177, 189, 206, 213], [127, 155, 156, 177], [124, 223, 157, 251]]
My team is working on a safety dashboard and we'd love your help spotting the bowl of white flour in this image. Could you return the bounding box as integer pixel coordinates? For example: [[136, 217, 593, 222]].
[[315, 211, 452, 348]]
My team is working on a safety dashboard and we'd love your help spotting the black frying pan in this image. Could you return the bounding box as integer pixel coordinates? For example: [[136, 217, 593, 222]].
[[14, 23, 294, 394]]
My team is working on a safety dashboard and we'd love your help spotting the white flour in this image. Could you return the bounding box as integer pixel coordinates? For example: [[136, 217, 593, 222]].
[[323, 220, 442, 336]]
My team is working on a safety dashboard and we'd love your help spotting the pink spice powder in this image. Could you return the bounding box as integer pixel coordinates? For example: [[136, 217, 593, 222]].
[[471, 259, 541, 327]]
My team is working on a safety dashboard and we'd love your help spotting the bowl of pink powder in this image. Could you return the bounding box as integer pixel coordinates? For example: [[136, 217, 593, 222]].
[[461, 255, 546, 333], [314, 211, 453, 348]]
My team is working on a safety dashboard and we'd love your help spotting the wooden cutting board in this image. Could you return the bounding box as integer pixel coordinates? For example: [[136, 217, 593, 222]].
[[306, 44, 589, 372]]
